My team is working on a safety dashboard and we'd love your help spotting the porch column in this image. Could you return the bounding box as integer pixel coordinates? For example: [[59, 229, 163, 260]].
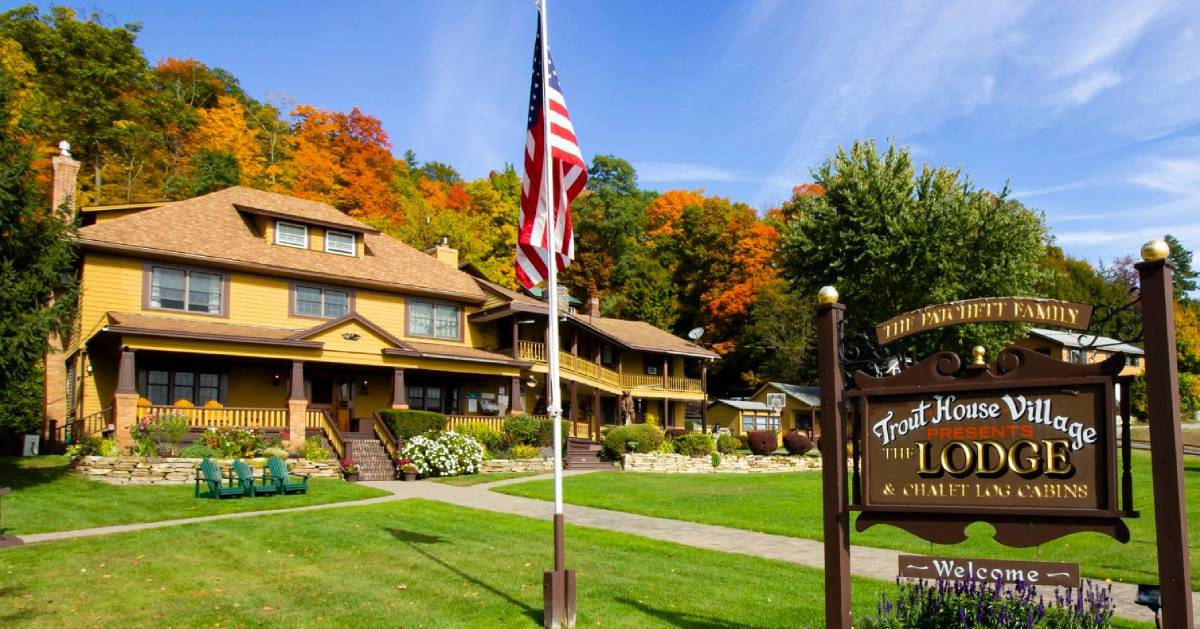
[[570, 380, 579, 437], [390, 368, 408, 409], [511, 317, 520, 360], [286, 360, 307, 450], [112, 348, 138, 452], [701, 362, 708, 432], [662, 398, 670, 428], [510, 376, 525, 414], [662, 355, 669, 389], [592, 391, 601, 440]]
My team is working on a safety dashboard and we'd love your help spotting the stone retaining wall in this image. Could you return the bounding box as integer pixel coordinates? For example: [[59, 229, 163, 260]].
[[481, 457, 556, 473], [71, 456, 341, 485], [622, 452, 821, 473]]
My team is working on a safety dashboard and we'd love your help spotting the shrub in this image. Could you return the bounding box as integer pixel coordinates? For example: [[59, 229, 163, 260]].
[[379, 409, 447, 440], [179, 444, 221, 458], [710, 452, 721, 468], [746, 430, 777, 455], [151, 413, 190, 455], [736, 434, 749, 449], [457, 422, 504, 452], [98, 438, 121, 457], [302, 436, 333, 460], [261, 446, 289, 460], [673, 433, 715, 457], [536, 417, 572, 448], [716, 434, 740, 454], [782, 431, 813, 456], [858, 577, 1114, 629], [65, 435, 102, 457], [401, 431, 483, 477], [502, 414, 542, 446], [511, 444, 540, 459], [603, 424, 665, 457]]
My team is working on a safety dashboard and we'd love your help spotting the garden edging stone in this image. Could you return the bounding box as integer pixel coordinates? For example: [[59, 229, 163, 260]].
[[70, 456, 341, 485]]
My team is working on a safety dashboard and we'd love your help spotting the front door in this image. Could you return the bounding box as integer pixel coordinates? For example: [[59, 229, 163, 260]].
[[335, 378, 354, 432]]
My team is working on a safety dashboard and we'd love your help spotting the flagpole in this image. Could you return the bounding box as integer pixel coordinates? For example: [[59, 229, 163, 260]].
[[538, 1, 574, 627]]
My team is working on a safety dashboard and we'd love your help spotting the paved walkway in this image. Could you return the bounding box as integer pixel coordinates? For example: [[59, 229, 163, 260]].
[[11, 471, 1198, 624]]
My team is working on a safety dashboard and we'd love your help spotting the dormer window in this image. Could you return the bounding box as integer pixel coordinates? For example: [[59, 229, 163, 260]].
[[275, 221, 308, 248], [325, 230, 355, 256]]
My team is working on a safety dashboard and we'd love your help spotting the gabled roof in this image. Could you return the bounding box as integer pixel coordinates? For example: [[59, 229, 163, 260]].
[[1027, 327, 1144, 356], [77, 187, 485, 302], [709, 399, 772, 412], [755, 382, 820, 407], [288, 312, 413, 349]]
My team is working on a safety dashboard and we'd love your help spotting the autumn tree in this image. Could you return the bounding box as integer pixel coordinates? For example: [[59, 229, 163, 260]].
[[562, 155, 653, 299], [289, 104, 395, 219], [193, 94, 264, 185], [781, 139, 1050, 357]]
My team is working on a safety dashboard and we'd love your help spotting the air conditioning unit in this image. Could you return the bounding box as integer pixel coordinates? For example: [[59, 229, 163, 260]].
[[646, 366, 659, 375]]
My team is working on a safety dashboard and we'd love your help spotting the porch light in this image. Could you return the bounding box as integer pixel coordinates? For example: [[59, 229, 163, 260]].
[[271, 373, 281, 386], [359, 380, 369, 395]]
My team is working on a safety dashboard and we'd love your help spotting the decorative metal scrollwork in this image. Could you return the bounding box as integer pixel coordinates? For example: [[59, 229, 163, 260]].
[[838, 317, 925, 387], [1077, 287, 1142, 349]]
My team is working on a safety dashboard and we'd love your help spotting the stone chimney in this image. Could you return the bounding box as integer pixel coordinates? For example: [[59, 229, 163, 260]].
[[587, 295, 600, 317], [426, 236, 459, 268], [51, 140, 80, 215]]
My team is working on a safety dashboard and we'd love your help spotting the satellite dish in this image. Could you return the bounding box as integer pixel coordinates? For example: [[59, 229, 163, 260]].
[[687, 327, 704, 340]]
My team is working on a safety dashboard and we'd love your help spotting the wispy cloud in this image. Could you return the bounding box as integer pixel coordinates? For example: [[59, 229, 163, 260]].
[[635, 161, 741, 183], [1011, 179, 1097, 199], [1052, 70, 1122, 109]]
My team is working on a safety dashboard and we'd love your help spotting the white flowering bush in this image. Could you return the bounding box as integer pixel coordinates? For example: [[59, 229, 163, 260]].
[[401, 431, 483, 477]]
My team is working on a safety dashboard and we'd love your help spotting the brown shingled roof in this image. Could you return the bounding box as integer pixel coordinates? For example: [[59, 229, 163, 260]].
[[78, 187, 485, 302], [104, 312, 321, 347], [578, 316, 718, 359]]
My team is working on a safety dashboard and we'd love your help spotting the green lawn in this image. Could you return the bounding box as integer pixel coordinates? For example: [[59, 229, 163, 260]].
[[0, 499, 904, 628], [0, 456, 389, 535], [431, 471, 544, 486], [497, 450, 1200, 589]]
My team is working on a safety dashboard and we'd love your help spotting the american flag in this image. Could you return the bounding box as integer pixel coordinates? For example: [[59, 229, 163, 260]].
[[516, 15, 588, 289]]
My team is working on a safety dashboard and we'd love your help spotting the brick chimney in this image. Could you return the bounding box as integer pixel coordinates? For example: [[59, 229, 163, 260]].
[[587, 295, 600, 317], [426, 236, 459, 268], [51, 140, 80, 216]]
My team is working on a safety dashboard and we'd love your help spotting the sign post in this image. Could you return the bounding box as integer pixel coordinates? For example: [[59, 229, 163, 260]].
[[815, 286, 850, 628], [1135, 241, 1194, 629]]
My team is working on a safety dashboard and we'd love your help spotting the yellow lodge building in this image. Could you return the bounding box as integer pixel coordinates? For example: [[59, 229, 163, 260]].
[[42, 152, 717, 458]]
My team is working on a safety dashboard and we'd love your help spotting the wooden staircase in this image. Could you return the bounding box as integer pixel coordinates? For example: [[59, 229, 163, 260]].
[[566, 438, 610, 470], [344, 433, 394, 481]]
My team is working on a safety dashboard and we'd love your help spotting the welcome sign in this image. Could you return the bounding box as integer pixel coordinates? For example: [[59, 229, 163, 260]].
[[848, 346, 1127, 545]]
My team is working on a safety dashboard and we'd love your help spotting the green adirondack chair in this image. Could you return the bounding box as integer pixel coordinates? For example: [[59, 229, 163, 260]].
[[195, 458, 245, 499], [232, 459, 278, 497], [266, 456, 308, 494]]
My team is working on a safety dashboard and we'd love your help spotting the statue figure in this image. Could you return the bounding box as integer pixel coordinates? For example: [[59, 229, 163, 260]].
[[619, 391, 635, 425]]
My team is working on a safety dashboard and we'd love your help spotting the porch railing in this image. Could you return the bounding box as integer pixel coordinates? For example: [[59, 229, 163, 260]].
[[446, 414, 593, 440], [372, 412, 399, 460], [137, 405, 288, 428], [305, 409, 325, 429], [517, 340, 703, 393], [317, 410, 345, 460], [56, 406, 112, 444]]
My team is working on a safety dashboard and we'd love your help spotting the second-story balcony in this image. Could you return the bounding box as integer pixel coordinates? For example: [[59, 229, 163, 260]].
[[516, 340, 704, 395]]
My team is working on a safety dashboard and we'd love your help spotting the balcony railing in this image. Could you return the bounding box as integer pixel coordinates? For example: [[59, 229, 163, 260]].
[[137, 404, 290, 428], [516, 341, 702, 393]]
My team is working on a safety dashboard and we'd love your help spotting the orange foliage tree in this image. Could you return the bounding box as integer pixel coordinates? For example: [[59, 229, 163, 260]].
[[194, 95, 264, 184], [289, 104, 396, 219]]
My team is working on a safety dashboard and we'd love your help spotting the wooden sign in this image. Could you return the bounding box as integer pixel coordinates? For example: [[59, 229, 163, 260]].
[[850, 346, 1130, 547], [875, 297, 1092, 345], [898, 555, 1080, 588]]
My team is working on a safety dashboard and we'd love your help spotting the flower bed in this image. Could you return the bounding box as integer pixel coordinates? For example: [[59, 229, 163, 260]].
[[622, 452, 821, 474], [71, 456, 340, 485]]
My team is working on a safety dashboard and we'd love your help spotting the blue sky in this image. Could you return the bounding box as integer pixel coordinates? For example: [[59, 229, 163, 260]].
[[19, 1, 1200, 265]]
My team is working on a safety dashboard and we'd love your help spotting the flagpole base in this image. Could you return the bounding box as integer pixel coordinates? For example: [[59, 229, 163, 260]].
[[543, 568, 576, 628]]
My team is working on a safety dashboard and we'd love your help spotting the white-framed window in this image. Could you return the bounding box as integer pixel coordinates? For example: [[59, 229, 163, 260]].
[[741, 413, 781, 432], [408, 299, 461, 340], [275, 220, 309, 248], [294, 284, 351, 318], [149, 266, 223, 314], [325, 230, 356, 256]]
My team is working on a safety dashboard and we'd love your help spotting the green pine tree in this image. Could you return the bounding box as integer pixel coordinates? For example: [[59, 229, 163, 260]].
[[0, 74, 78, 439]]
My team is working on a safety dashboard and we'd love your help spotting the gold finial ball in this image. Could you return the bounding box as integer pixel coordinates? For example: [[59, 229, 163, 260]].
[[817, 286, 839, 305], [1141, 238, 1170, 262], [971, 345, 986, 366]]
